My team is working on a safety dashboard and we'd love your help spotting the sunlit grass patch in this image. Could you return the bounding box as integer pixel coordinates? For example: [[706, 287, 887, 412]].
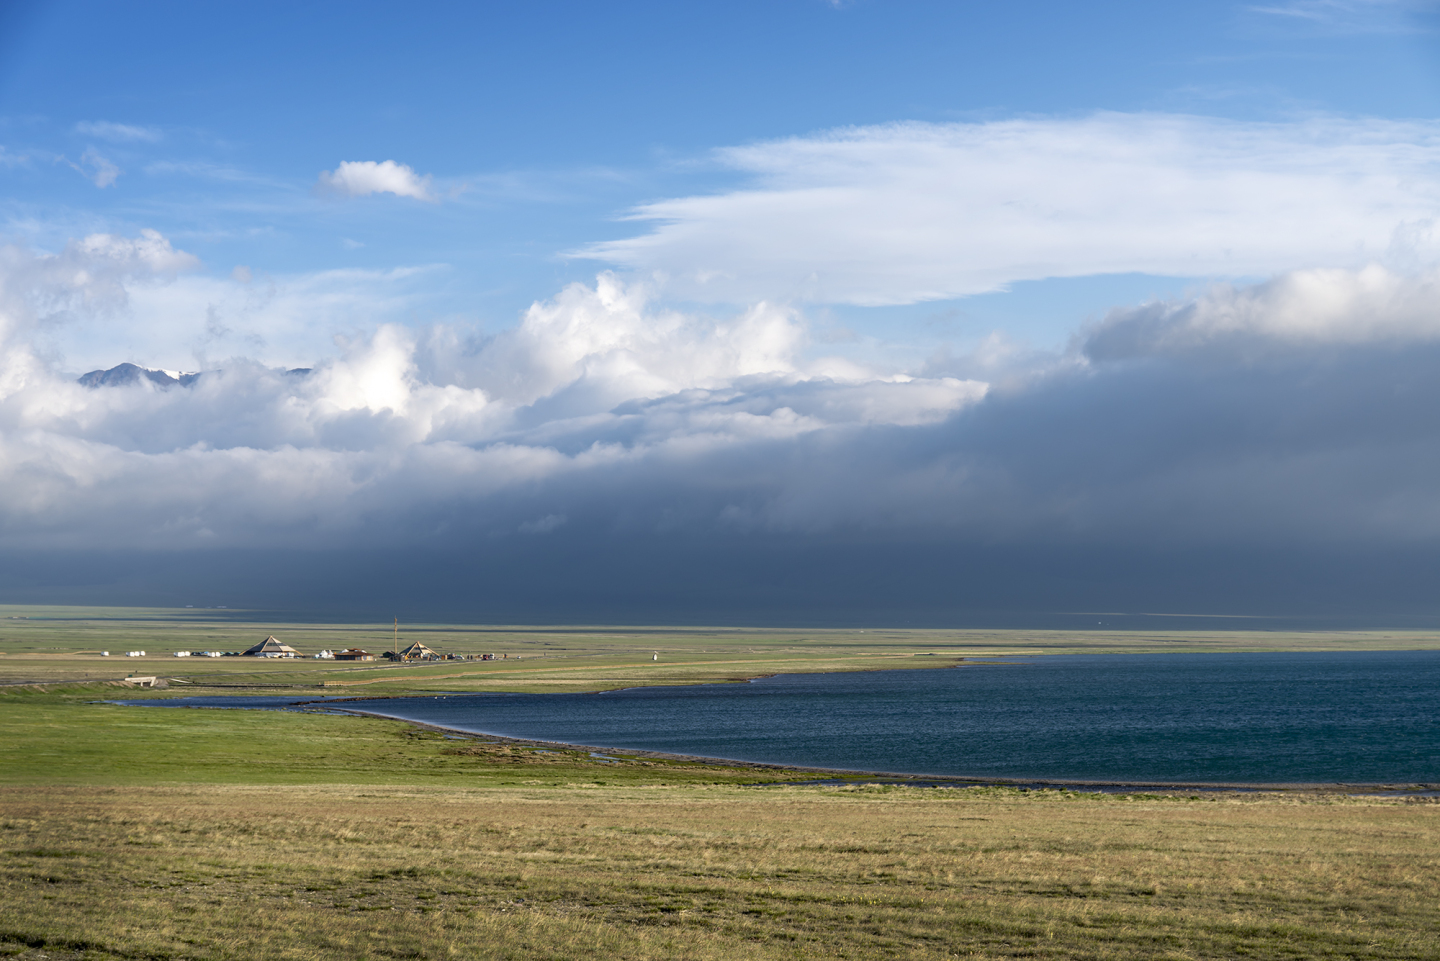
[[4, 776, 1439, 959]]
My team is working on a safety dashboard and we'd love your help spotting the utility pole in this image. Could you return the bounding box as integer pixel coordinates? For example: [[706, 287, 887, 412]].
[[394, 618, 398, 658]]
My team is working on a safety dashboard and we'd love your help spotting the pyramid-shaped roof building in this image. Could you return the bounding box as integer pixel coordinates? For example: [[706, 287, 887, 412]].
[[243, 635, 301, 657], [398, 640, 439, 659]]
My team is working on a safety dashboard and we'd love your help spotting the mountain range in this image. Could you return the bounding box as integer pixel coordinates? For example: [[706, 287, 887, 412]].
[[77, 363, 314, 388]]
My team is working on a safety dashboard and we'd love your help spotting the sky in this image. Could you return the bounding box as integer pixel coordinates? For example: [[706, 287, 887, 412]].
[[2, 0, 1440, 623]]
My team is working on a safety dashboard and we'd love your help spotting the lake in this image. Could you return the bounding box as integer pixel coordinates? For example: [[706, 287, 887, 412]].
[[344, 651, 1440, 784], [121, 651, 1440, 784]]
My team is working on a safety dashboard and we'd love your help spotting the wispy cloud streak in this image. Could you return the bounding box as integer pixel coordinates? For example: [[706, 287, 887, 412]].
[[581, 113, 1440, 305]]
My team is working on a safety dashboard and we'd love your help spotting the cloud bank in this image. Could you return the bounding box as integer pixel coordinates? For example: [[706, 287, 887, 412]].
[[3, 227, 1440, 550], [582, 113, 1440, 305], [0, 233, 985, 550], [7, 228, 1440, 617], [315, 160, 434, 201]]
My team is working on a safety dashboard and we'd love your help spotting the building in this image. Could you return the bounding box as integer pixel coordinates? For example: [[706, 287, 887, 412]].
[[242, 636, 301, 658], [394, 640, 440, 661], [333, 648, 374, 661]]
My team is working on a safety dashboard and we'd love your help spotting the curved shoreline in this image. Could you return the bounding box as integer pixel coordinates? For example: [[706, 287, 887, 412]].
[[327, 702, 1440, 797]]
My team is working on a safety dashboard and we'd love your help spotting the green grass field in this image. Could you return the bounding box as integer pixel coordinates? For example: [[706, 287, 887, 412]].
[[3, 607, 1439, 959]]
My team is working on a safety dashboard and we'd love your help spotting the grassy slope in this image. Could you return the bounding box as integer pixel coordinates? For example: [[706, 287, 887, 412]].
[[2, 690, 1439, 959], [0, 690, 809, 788]]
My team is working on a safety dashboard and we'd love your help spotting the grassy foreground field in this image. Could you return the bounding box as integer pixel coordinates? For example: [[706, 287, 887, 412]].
[[3, 608, 1440, 959], [3, 693, 1439, 961], [5, 779, 1438, 961]]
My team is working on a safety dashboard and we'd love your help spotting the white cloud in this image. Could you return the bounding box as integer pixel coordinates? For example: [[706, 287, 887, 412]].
[[72, 229, 199, 277], [74, 121, 161, 143], [48, 261, 444, 374], [5, 228, 197, 323], [9, 226, 1440, 566], [452, 274, 811, 409], [580, 113, 1440, 306], [0, 229, 198, 400], [315, 160, 434, 201], [69, 148, 120, 188], [0, 233, 990, 548], [1084, 264, 1440, 359]]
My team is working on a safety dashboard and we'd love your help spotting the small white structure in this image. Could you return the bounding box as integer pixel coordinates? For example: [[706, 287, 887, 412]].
[[125, 650, 146, 657], [173, 651, 191, 657], [314, 649, 334, 659]]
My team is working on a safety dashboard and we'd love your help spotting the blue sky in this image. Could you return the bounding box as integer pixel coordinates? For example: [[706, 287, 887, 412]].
[[4, 1, 1440, 620], [4, 0, 1438, 361]]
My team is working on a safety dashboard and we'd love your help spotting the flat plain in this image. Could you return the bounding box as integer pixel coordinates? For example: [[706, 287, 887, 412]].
[[6, 604, 1440, 696], [2, 606, 1439, 960]]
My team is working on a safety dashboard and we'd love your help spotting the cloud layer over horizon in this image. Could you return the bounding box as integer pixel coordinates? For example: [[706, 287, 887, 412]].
[[5, 224, 1440, 611]]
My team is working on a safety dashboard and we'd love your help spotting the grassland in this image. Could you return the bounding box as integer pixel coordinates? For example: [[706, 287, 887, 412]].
[[6, 778, 1439, 961], [4, 604, 1440, 696], [3, 607, 1440, 959]]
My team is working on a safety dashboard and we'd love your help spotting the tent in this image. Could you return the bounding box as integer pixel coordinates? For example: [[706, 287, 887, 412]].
[[397, 640, 439, 660], [243, 635, 301, 658]]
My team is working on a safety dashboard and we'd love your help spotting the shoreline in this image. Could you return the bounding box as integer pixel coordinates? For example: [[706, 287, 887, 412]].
[[328, 702, 1440, 797]]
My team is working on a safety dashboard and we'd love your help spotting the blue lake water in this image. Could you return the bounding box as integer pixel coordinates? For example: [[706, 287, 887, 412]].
[[123, 651, 1440, 784], [350, 651, 1440, 783]]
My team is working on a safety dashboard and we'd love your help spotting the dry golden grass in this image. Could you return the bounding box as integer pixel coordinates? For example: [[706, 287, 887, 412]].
[[3, 782, 1438, 960]]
